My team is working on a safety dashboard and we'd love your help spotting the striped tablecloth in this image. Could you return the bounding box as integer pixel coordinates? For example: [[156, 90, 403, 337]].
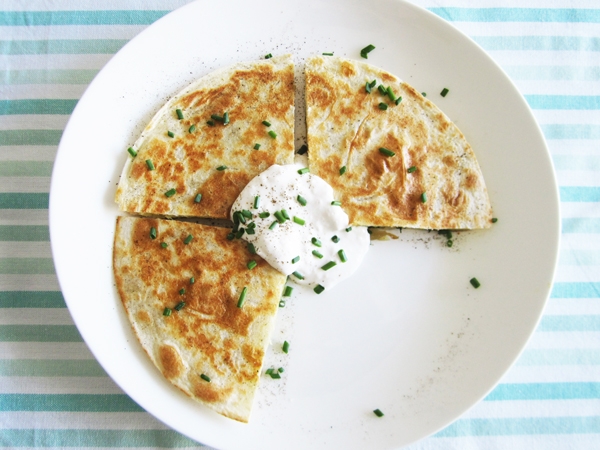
[[1, 0, 598, 448]]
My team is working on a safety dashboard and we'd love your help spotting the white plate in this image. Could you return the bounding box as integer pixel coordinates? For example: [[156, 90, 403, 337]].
[[49, 0, 560, 448]]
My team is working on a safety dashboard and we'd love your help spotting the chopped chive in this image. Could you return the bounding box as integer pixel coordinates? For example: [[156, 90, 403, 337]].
[[262, 120, 271, 127], [421, 92, 427, 97], [373, 409, 384, 417], [270, 372, 281, 379], [161, 242, 168, 248], [259, 211, 270, 218], [184, 234, 193, 244], [222, 111, 230, 125], [377, 85, 387, 95], [235, 228, 245, 239], [279, 300, 286, 307], [247, 260, 257, 270], [226, 232, 235, 240], [339, 165, 347, 175], [331, 200, 342, 206], [421, 192, 427, 203], [179, 288, 185, 295], [146, 159, 155, 170], [254, 143, 261, 150], [127, 147, 137, 157], [188, 124, 196, 133], [194, 193, 202, 203], [312, 250, 323, 259], [216, 165, 227, 171], [386, 86, 397, 102], [273, 211, 285, 223], [245, 227, 255, 235], [346, 227, 352, 232], [378, 102, 388, 110], [338, 249, 348, 262], [211, 114, 223, 122], [283, 286, 293, 297], [175, 301, 185, 311], [237, 287, 248, 308], [311, 237, 322, 247], [407, 166, 417, 173], [278, 367, 284, 373], [282, 340, 290, 353], [470, 277, 481, 288], [176, 108, 184, 120], [297, 195, 307, 206], [200, 374, 211, 382], [241, 210, 253, 219], [247, 243, 257, 254], [165, 188, 176, 197], [440, 88, 449, 97], [247, 221, 256, 229], [291, 256, 300, 264], [265, 53, 272, 59], [234, 211, 246, 224], [297, 144, 308, 155], [395, 96, 403, 105], [167, 130, 174, 138], [292, 271, 304, 280], [447, 239, 453, 247], [297, 167, 310, 175], [280, 209, 290, 220], [379, 147, 395, 157], [314, 284, 325, 294], [206, 120, 215, 126], [369, 80, 377, 88], [323, 52, 334, 56], [190, 277, 195, 284], [331, 235, 340, 243], [265, 368, 274, 375], [360, 44, 376, 58], [492, 217, 498, 223], [438, 230, 452, 239], [321, 261, 337, 271], [293, 216, 305, 225], [269, 220, 278, 230], [150, 227, 157, 239], [365, 81, 372, 94], [268, 130, 277, 139], [163, 307, 172, 316]]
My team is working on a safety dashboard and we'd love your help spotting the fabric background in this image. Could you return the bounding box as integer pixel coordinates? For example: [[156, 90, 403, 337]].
[[0, 0, 598, 448]]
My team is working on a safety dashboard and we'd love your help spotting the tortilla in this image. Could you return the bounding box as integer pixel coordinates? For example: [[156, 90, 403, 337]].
[[305, 55, 492, 229], [115, 55, 295, 219], [113, 216, 287, 422]]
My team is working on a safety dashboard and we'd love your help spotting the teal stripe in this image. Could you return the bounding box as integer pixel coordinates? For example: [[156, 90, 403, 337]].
[[525, 95, 600, 110], [0, 193, 49, 209], [436, 416, 600, 437], [0, 429, 199, 448], [542, 124, 600, 140], [559, 250, 600, 265], [0, 10, 169, 26], [0, 225, 50, 241], [553, 155, 600, 170], [0, 325, 81, 342], [0, 69, 98, 85], [0, 258, 54, 274], [551, 282, 600, 298], [518, 349, 600, 366], [0, 130, 62, 146], [0, 99, 77, 115], [0, 291, 64, 308], [473, 36, 600, 52], [429, 8, 600, 23], [0, 39, 128, 55], [538, 315, 600, 332], [0, 394, 142, 412], [505, 65, 600, 81], [0, 162, 53, 176], [0, 359, 104, 376], [560, 187, 600, 202], [562, 218, 600, 233], [486, 382, 600, 401]]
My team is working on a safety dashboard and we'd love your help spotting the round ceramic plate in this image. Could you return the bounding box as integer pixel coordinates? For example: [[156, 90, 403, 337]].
[[49, 0, 560, 448]]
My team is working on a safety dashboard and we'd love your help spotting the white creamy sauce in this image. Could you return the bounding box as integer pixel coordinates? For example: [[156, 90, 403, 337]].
[[231, 164, 370, 292]]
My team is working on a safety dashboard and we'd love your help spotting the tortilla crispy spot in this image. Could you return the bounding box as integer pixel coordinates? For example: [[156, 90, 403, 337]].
[[158, 344, 184, 380], [341, 60, 356, 78], [192, 376, 226, 403], [136, 310, 152, 326]]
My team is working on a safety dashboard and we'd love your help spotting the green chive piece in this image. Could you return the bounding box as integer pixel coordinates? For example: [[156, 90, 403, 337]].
[[226, 232, 235, 240], [378, 85, 387, 96], [492, 217, 498, 223], [211, 114, 223, 122], [314, 284, 325, 294], [311, 237, 322, 247], [386, 86, 397, 102], [246, 227, 256, 235], [262, 120, 271, 127], [421, 192, 427, 203], [179, 288, 185, 295], [269, 220, 278, 230], [438, 230, 452, 239], [365, 81, 372, 94], [259, 211, 270, 218], [234, 211, 246, 224], [207, 120, 215, 126], [167, 131, 174, 138], [297, 144, 308, 155], [235, 228, 245, 239], [283, 286, 293, 297], [265, 53, 273, 59], [421, 92, 427, 97], [176, 108, 184, 120], [163, 307, 172, 317], [270, 372, 281, 379], [161, 242, 168, 248], [268, 130, 277, 139], [223, 111, 230, 125], [150, 227, 157, 240], [292, 271, 304, 280], [216, 165, 227, 171], [293, 216, 305, 225], [280, 209, 290, 220], [279, 300, 286, 307], [339, 165, 347, 175], [127, 147, 137, 157], [331, 200, 342, 206], [200, 373, 211, 382], [282, 341, 290, 353], [323, 52, 334, 56], [312, 250, 323, 259], [247, 243, 257, 254], [254, 143, 261, 150], [252, 196, 260, 209], [274, 211, 285, 223], [407, 166, 417, 173], [247, 260, 257, 270], [395, 96, 403, 105], [440, 88, 449, 97], [470, 277, 481, 288], [321, 261, 337, 271], [346, 227, 352, 232], [378, 102, 388, 110], [360, 44, 376, 58], [447, 239, 453, 247], [265, 368, 274, 375], [188, 124, 196, 133], [190, 277, 195, 284], [291, 256, 300, 264], [184, 234, 193, 244], [194, 193, 202, 203], [241, 210, 253, 219], [146, 159, 155, 170], [237, 287, 248, 308], [298, 167, 310, 175], [175, 301, 185, 311], [278, 367, 284, 373], [247, 221, 256, 229], [369, 80, 377, 88], [165, 188, 176, 197], [379, 147, 395, 157], [373, 409, 384, 417], [297, 195, 307, 206], [331, 235, 340, 243], [338, 249, 348, 262]]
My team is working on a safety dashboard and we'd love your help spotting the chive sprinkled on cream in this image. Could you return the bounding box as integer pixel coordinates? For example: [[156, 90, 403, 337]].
[[200, 374, 211, 382], [235, 228, 245, 239], [216, 165, 227, 171], [298, 167, 309, 175], [237, 287, 248, 308], [379, 147, 395, 157], [282, 341, 290, 353], [407, 166, 417, 173], [311, 237, 322, 247], [269, 221, 278, 230], [167, 131, 174, 138], [150, 227, 157, 239], [247, 260, 257, 270], [338, 249, 348, 262], [292, 271, 304, 280], [312, 250, 323, 259], [440, 88, 449, 97], [470, 277, 481, 288], [254, 143, 261, 150], [297, 195, 307, 206], [268, 130, 277, 139], [283, 286, 293, 297], [259, 211, 270, 218], [291, 256, 300, 264], [127, 147, 137, 157], [274, 211, 285, 223], [163, 307, 172, 316], [280, 209, 290, 220], [339, 165, 347, 175], [321, 261, 337, 271], [247, 243, 256, 254], [175, 301, 185, 311], [176, 108, 184, 120], [331, 200, 342, 206], [241, 209, 252, 219], [253, 196, 260, 209], [314, 284, 325, 294], [146, 159, 155, 170], [165, 188, 176, 197], [262, 120, 271, 127], [360, 44, 376, 58], [293, 216, 305, 225], [421, 192, 427, 203], [373, 409, 384, 417], [184, 234, 193, 244], [194, 193, 202, 203]]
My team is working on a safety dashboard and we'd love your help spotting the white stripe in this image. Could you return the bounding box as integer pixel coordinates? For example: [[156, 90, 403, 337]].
[[408, 436, 600, 450], [0, 342, 93, 359], [0, 115, 69, 130], [452, 21, 600, 38], [0, 308, 73, 326], [555, 170, 600, 186], [548, 141, 600, 157], [417, 0, 600, 9], [0, 176, 51, 193], [553, 265, 600, 282], [0, 411, 171, 430], [0, 376, 122, 394], [527, 331, 600, 350], [532, 110, 600, 125], [560, 233, 600, 250], [0, 25, 147, 41], [560, 202, 600, 218], [0, 84, 85, 99], [0, 0, 191, 11], [0, 209, 49, 225], [0, 274, 59, 290], [545, 298, 600, 315], [487, 51, 600, 66], [0, 242, 52, 258], [462, 398, 600, 419], [0, 54, 113, 71], [499, 364, 600, 383], [514, 80, 600, 96]]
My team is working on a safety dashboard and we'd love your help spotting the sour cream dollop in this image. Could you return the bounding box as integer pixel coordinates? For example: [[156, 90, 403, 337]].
[[230, 164, 370, 291]]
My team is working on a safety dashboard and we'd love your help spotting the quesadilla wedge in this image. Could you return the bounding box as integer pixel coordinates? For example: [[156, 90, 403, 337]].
[[113, 216, 286, 422], [305, 55, 492, 229], [115, 55, 295, 219]]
